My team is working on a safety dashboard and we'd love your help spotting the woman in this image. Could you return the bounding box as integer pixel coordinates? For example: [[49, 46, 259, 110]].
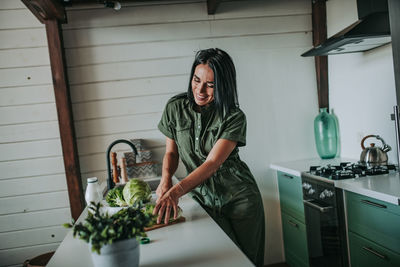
[[154, 48, 265, 267]]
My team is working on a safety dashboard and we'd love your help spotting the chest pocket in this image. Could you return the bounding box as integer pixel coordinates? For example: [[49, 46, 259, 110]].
[[175, 120, 192, 150], [202, 126, 220, 154]]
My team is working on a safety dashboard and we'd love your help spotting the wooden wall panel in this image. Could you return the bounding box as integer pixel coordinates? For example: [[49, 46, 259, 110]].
[[210, 15, 310, 37], [73, 93, 174, 121], [77, 129, 164, 155], [0, 85, 54, 106], [67, 57, 192, 84], [0, 157, 65, 180], [0, 243, 60, 266], [0, 139, 62, 161], [63, 2, 209, 30], [70, 75, 187, 102], [0, 1, 70, 263], [0, 103, 57, 125], [0, 28, 47, 49], [0, 191, 69, 215], [74, 112, 162, 137], [0, 9, 42, 29], [0, 226, 68, 250], [0, 121, 59, 143], [214, 0, 309, 19], [0, 47, 50, 69], [0, 66, 53, 88], [62, 15, 309, 48], [0, 174, 67, 198], [0, 208, 71, 233]]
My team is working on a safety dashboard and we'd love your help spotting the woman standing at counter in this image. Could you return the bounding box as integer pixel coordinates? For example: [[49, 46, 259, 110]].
[[154, 48, 265, 266]]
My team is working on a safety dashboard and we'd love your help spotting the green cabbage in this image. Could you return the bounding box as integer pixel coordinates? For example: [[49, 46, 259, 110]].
[[122, 179, 151, 206], [105, 186, 127, 207]]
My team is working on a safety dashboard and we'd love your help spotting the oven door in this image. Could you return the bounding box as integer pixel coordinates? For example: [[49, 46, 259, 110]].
[[303, 199, 344, 267]]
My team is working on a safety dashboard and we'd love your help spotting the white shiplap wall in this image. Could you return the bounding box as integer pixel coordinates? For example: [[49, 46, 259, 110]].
[[63, 0, 318, 265], [0, 1, 70, 266]]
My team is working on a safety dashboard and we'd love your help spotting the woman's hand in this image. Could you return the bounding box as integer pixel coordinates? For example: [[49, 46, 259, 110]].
[[156, 178, 172, 198], [153, 184, 183, 224]]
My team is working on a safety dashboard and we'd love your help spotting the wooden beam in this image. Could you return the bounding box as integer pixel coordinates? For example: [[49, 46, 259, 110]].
[[21, 0, 66, 24], [45, 19, 84, 221], [388, 0, 400, 105], [207, 0, 221, 15], [312, 0, 329, 110]]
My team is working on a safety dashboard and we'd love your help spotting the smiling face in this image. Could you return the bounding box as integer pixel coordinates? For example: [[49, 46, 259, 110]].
[[191, 64, 215, 107]]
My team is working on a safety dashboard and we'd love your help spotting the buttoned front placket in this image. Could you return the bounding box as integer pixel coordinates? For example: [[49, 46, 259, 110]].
[[194, 112, 201, 154]]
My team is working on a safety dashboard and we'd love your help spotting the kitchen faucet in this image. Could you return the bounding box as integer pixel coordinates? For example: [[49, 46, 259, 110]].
[[106, 139, 137, 190]]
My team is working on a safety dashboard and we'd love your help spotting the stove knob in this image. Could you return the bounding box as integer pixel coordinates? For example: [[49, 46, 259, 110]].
[[320, 189, 334, 199], [302, 183, 311, 190], [308, 188, 315, 195], [324, 189, 334, 198]]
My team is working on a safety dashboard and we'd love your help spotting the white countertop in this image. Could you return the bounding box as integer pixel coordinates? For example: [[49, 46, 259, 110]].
[[335, 173, 400, 206], [270, 158, 400, 206], [47, 194, 254, 267]]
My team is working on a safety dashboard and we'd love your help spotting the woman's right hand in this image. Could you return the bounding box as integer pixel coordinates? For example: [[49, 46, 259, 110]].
[[156, 178, 172, 198]]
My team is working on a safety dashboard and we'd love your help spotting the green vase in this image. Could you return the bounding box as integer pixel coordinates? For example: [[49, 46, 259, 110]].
[[314, 108, 338, 159]]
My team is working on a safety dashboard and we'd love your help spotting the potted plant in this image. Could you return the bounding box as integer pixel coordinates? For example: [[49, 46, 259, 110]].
[[64, 202, 155, 267]]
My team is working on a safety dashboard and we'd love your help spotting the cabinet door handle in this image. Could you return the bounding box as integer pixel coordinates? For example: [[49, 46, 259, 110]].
[[288, 220, 298, 228], [303, 199, 333, 213], [362, 246, 387, 260], [361, 199, 387, 209], [283, 174, 293, 179]]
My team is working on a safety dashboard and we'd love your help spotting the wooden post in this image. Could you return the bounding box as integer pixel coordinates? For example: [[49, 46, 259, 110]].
[[21, 0, 84, 221], [207, 0, 221, 15], [312, 0, 329, 110], [45, 19, 84, 220]]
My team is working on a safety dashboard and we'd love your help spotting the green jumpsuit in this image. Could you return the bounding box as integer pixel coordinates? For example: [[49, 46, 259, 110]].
[[158, 94, 265, 267]]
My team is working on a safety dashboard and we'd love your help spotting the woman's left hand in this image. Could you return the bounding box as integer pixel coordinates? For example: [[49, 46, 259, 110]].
[[153, 186, 180, 224]]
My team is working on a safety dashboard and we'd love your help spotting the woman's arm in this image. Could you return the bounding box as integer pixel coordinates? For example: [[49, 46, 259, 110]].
[[154, 138, 237, 224], [156, 137, 179, 198]]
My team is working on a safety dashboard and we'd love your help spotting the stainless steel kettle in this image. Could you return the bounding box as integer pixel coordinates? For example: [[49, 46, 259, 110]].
[[360, 135, 391, 166]]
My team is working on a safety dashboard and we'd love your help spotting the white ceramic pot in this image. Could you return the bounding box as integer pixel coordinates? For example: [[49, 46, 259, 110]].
[[90, 238, 139, 267]]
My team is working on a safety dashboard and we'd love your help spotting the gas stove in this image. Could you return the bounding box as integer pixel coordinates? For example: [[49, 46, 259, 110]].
[[309, 162, 396, 180]]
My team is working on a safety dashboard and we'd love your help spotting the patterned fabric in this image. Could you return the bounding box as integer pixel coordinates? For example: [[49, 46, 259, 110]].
[[126, 162, 160, 179], [124, 152, 136, 165]]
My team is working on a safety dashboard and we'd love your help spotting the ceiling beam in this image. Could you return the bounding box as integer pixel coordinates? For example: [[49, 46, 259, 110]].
[[207, 0, 221, 15], [312, 0, 329, 110], [21, 0, 66, 23]]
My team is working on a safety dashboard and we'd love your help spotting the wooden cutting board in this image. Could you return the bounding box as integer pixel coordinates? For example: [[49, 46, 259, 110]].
[[144, 216, 186, 231]]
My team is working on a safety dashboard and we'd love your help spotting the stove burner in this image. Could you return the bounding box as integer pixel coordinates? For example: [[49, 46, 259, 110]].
[[309, 162, 396, 180]]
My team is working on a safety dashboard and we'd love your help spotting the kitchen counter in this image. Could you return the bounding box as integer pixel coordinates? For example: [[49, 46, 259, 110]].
[[270, 157, 355, 177], [335, 173, 400, 205], [270, 158, 400, 206], [47, 192, 254, 267]]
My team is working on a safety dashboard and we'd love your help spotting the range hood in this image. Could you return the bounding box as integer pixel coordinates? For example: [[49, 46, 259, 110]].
[[302, 0, 391, 57]]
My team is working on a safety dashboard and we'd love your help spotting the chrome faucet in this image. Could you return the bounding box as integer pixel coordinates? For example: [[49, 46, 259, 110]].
[[106, 139, 137, 190]]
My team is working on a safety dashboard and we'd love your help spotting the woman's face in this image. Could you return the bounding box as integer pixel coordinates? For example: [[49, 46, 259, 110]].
[[191, 64, 215, 106]]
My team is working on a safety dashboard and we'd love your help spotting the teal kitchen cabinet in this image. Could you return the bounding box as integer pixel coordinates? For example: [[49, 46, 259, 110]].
[[346, 191, 400, 267], [277, 171, 309, 267]]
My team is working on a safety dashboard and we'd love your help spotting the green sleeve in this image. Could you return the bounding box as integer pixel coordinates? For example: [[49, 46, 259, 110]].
[[219, 109, 247, 147], [158, 101, 175, 140]]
